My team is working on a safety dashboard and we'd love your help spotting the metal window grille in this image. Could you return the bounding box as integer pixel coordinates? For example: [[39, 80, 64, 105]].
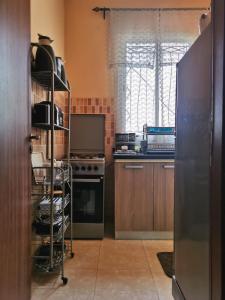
[[120, 42, 189, 132]]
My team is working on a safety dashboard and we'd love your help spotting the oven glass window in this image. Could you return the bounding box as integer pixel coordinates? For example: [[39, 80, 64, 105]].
[[73, 179, 103, 223]]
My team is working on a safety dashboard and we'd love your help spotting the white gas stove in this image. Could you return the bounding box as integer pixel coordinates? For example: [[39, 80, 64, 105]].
[[70, 154, 105, 176]]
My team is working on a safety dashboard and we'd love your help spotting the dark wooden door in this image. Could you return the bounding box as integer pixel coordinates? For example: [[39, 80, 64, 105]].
[[211, 1, 225, 299], [0, 0, 31, 299]]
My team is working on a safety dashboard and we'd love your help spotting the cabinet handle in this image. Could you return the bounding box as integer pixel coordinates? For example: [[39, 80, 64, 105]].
[[125, 165, 144, 169], [73, 178, 101, 183], [162, 165, 175, 169]]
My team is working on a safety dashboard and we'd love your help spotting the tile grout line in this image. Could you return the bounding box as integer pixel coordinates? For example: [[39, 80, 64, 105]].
[[92, 240, 102, 300], [142, 240, 160, 300]]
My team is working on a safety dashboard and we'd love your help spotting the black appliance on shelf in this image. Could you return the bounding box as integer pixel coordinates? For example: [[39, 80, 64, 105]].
[[68, 114, 105, 239], [55, 56, 67, 85], [32, 101, 64, 127], [35, 34, 57, 72]]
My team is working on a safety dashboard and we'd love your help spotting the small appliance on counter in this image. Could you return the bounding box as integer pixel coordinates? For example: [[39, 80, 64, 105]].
[[142, 125, 175, 157], [32, 101, 64, 127], [115, 133, 136, 152]]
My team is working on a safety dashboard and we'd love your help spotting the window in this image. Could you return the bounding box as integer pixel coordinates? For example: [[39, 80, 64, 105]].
[[109, 9, 204, 133], [122, 42, 189, 133]]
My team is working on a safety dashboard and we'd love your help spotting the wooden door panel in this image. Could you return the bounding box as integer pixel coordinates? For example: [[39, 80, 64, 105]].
[[0, 0, 31, 299], [115, 162, 154, 231], [154, 163, 174, 231]]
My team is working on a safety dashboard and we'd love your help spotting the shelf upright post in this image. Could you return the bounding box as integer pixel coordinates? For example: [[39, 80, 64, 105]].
[[61, 174, 65, 280], [67, 90, 71, 165], [50, 69, 55, 271], [67, 90, 73, 254]]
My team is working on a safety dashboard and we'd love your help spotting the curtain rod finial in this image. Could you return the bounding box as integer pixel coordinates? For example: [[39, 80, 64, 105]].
[[93, 7, 100, 12], [92, 7, 110, 19]]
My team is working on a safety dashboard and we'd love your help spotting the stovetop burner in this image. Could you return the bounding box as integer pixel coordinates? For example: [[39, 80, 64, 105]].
[[70, 153, 105, 176]]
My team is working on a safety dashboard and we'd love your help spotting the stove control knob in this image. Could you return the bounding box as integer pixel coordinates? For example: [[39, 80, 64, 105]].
[[81, 166, 86, 171], [94, 166, 99, 171], [75, 166, 80, 171], [88, 166, 92, 171]]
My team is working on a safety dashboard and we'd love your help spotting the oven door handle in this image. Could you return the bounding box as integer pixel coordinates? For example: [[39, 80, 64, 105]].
[[72, 178, 101, 183]]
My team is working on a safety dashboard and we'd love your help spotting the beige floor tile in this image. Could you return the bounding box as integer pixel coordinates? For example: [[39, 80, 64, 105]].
[[65, 246, 100, 270], [32, 239, 173, 300], [102, 239, 143, 248], [73, 240, 102, 248], [143, 240, 173, 252], [94, 289, 159, 300], [32, 273, 59, 289], [98, 251, 149, 270], [95, 269, 157, 292], [143, 240, 173, 300], [32, 288, 94, 300], [99, 241, 148, 270], [31, 288, 75, 300], [153, 276, 173, 300], [73, 291, 95, 300], [54, 269, 97, 291]]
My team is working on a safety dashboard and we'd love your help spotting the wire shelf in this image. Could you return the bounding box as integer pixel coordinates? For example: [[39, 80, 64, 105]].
[[31, 71, 70, 92], [32, 123, 69, 131]]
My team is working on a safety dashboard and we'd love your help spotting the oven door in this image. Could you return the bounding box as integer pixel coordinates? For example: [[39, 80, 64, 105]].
[[72, 176, 104, 223]]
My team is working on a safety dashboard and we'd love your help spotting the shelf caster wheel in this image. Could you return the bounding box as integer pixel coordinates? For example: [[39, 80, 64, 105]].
[[48, 267, 53, 272], [62, 277, 68, 285], [70, 252, 74, 258]]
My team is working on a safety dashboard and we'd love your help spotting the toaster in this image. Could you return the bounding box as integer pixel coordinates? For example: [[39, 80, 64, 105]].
[[32, 101, 64, 127]]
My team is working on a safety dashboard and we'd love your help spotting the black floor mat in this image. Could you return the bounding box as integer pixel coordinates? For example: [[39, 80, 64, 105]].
[[157, 252, 174, 278]]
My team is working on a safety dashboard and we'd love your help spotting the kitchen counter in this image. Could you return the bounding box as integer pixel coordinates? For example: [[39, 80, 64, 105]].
[[113, 152, 175, 160]]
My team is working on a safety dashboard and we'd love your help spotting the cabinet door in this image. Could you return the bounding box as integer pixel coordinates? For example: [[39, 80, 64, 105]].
[[154, 163, 174, 231], [115, 162, 154, 231]]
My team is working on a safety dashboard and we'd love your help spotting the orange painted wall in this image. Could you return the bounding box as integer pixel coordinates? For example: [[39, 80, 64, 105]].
[[30, 0, 67, 160], [31, 0, 65, 58], [65, 0, 210, 99]]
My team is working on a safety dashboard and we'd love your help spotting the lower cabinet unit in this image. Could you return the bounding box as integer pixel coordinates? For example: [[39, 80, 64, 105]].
[[153, 163, 174, 232], [115, 160, 174, 239], [115, 162, 154, 232]]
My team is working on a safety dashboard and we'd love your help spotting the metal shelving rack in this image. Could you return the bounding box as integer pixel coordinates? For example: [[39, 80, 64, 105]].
[[31, 43, 73, 285]]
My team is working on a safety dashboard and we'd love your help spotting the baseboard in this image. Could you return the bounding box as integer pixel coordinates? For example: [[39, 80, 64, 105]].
[[115, 231, 173, 240], [172, 276, 185, 300]]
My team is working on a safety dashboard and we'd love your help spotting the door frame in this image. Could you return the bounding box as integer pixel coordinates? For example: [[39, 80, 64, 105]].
[[211, 0, 225, 299]]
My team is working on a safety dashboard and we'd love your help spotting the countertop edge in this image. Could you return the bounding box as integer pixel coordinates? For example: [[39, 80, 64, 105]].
[[114, 159, 175, 163]]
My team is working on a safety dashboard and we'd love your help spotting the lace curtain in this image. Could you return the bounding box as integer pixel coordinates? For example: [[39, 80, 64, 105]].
[[109, 9, 207, 133]]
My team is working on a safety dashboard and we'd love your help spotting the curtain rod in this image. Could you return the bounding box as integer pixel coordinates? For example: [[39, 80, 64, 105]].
[[92, 7, 209, 19]]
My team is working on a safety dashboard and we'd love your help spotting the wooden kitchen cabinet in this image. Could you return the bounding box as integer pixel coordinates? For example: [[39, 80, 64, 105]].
[[115, 162, 154, 231], [115, 160, 174, 239], [153, 163, 174, 231]]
